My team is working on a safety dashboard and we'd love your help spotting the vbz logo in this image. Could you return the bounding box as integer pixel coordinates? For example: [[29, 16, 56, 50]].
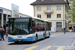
[[18, 36, 22, 38]]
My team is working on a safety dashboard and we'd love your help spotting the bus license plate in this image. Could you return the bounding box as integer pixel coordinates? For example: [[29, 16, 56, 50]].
[[18, 40, 22, 42]]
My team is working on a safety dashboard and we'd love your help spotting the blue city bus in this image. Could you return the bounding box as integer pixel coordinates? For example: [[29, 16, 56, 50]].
[[8, 17, 51, 43]]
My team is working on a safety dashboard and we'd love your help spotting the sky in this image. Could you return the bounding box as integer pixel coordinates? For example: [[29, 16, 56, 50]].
[[0, 0, 36, 17]]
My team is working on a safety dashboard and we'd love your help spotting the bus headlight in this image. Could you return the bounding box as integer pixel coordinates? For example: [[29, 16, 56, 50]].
[[27, 37, 32, 38], [8, 37, 13, 38], [13, 36, 17, 38], [27, 37, 31, 38]]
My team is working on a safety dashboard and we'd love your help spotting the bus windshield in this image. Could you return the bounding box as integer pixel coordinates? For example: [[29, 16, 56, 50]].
[[9, 18, 30, 35]]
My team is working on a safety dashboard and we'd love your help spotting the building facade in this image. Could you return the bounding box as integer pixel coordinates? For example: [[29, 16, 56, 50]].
[[0, 7, 29, 27], [31, 0, 69, 32]]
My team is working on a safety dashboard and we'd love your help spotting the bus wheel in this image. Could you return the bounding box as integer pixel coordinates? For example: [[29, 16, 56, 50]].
[[48, 33, 50, 38], [14, 42, 18, 44], [43, 33, 45, 39]]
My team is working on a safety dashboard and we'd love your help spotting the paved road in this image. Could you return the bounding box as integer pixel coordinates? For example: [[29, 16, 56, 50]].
[[0, 32, 75, 50]]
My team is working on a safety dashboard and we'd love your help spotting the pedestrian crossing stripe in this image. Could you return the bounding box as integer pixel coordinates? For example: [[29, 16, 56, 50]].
[[57, 47, 64, 50], [25, 46, 38, 50], [25, 46, 65, 50], [41, 46, 52, 50]]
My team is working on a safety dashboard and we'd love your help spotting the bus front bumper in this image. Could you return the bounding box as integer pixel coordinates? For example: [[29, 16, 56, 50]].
[[8, 36, 36, 42]]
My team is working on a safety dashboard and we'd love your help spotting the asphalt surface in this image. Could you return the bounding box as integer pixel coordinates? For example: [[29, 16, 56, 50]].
[[0, 32, 75, 50]]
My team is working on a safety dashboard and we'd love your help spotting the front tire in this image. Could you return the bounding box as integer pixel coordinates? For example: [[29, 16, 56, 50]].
[[48, 32, 50, 38], [14, 42, 18, 44], [43, 33, 45, 39]]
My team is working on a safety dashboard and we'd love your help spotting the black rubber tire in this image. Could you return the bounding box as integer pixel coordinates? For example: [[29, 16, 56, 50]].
[[43, 33, 45, 39], [14, 42, 18, 44], [48, 32, 50, 38]]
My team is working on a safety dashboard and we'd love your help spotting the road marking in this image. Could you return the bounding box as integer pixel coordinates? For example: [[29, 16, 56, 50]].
[[57, 47, 64, 50], [71, 40, 75, 48], [25, 46, 38, 50], [41, 46, 52, 50]]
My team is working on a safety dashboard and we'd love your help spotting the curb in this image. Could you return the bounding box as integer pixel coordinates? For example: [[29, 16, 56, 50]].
[[71, 40, 75, 49]]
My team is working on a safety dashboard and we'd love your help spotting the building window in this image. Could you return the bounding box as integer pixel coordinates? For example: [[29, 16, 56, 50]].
[[57, 14, 61, 18], [68, 11, 71, 14], [37, 14, 41, 18], [47, 6, 51, 10], [56, 22, 62, 28], [73, 6, 75, 8], [73, 11, 75, 13], [69, 1, 71, 4], [73, 16, 75, 18], [69, 11, 71, 13], [73, 21, 75, 23], [69, 16, 71, 18], [47, 14, 51, 18], [57, 6, 61, 10], [69, 21, 71, 23], [73, 2, 75, 3], [37, 7, 41, 11]]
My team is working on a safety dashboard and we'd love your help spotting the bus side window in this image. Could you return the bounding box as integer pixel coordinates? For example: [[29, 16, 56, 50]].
[[29, 27, 35, 33], [41, 27, 45, 31]]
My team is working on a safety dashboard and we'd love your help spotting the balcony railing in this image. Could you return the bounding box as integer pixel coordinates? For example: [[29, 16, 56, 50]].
[[44, 10, 54, 14]]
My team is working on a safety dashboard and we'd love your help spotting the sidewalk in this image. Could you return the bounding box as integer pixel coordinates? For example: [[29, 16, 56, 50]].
[[0, 35, 8, 41]]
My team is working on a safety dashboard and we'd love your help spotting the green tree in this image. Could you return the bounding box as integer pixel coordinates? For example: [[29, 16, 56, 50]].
[[69, 0, 75, 20]]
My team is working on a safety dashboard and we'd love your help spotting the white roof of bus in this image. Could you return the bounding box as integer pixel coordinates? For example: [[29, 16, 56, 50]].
[[32, 17, 51, 22], [32, 17, 45, 21], [44, 20, 50, 22], [32, 17, 40, 19], [9, 16, 50, 22], [44, 20, 48, 21]]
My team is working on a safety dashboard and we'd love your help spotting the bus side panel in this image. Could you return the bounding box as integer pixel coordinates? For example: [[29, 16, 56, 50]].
[[22, 36, 36, 41], [8, 36, 36, 42], [36, 31, 44, 40], [46, 31, 51, 37], [38, 34, 43, 40]]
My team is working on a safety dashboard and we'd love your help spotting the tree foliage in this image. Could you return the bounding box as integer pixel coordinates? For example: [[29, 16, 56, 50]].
[[68, 0, 75, 20]]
